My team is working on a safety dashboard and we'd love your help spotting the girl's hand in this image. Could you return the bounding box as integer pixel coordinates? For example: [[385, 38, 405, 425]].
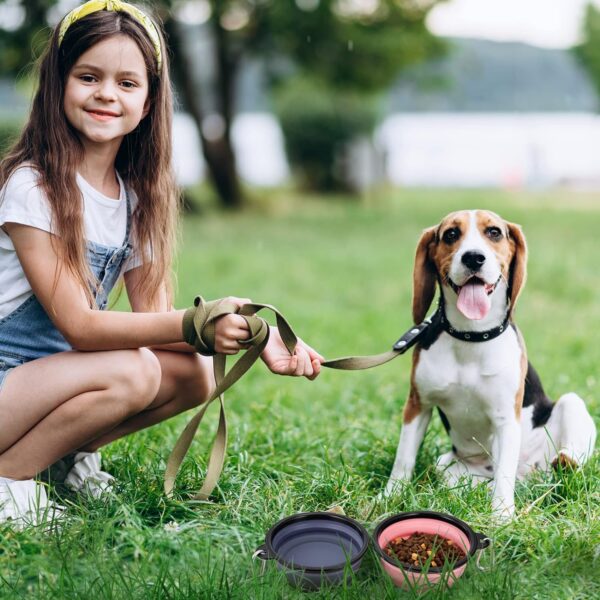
[[213, 297, 252, 354], [261, 326, 324, 380]]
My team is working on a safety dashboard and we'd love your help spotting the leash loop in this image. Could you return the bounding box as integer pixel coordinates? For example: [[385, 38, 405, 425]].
[[166, 298, 299, 499]]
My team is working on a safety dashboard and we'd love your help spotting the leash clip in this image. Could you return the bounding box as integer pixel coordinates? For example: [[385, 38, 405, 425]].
[[392, 318, 431, 352]]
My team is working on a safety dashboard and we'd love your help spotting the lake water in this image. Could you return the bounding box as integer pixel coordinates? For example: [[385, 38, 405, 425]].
[[173, 112, 600, 189]]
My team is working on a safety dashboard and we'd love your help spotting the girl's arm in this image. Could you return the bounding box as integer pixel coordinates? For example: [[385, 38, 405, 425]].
[[124, 264, 193, 353], [6, 223, 185, 351], [7, 223, 321, 376], [124, 267, 251, 354], [125, 249, 323, 378]]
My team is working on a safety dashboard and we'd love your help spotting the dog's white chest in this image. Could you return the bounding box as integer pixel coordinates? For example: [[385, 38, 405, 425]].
[[414, 329, 522, 413]]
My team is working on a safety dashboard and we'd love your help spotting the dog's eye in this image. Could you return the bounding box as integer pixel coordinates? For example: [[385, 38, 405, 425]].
[[486, 227, 503, 241], [442, 228, 460, 244]]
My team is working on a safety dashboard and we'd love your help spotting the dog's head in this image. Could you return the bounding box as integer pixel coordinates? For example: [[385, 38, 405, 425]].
[[412, 210, 527, 323]]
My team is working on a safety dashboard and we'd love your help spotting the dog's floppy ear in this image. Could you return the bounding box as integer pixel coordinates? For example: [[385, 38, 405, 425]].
[[506, 222, 527, 317], [412, 226, 438, 324]]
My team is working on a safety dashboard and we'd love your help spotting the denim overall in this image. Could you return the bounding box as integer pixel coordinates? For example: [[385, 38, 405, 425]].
[[0, 191, 132, 392]]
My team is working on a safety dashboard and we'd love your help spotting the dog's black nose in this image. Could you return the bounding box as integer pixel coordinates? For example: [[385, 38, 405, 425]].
[[461, 251, 486, 271]]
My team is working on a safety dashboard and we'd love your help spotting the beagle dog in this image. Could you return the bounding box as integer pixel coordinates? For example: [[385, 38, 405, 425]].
[[384, 210, 597, 517]]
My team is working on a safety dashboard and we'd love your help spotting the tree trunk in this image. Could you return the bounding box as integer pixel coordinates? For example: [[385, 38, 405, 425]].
[[163, 18, 243, 209]]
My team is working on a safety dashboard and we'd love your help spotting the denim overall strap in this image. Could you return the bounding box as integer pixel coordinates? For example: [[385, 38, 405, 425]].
[[90, 189, 133, 310], [0, 187, 134, 368]]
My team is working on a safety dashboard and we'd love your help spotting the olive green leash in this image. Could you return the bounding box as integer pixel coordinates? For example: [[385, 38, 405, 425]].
[[164, 296, 433, 500]]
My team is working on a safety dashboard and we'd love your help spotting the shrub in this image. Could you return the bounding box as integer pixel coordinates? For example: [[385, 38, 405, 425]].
[[275, 77, 377, 192], [0, 119, 23, 157]]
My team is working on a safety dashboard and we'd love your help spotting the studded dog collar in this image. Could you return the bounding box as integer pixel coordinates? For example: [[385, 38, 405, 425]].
[[437, 296, 510, 342], [391, 297, 510, 351]]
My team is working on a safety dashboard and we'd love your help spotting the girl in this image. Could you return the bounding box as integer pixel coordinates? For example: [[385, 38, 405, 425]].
[[0, 1, 322, 527]]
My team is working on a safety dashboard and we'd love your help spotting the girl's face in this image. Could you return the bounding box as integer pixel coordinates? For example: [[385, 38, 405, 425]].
[[64, 34, 150, 152]]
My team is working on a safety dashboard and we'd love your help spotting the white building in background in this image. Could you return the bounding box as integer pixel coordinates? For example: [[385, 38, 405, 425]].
[[171, 35, 600, 190], [173, 111, 600, 190], [377, 112, 600, 188]]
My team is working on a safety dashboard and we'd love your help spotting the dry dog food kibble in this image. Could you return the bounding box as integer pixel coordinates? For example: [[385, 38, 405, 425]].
[[384, 532, 466, 569]]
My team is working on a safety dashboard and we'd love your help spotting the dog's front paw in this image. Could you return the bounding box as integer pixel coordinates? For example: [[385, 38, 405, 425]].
[[491, 497, 515, 522], [381, 477, 408, 499]]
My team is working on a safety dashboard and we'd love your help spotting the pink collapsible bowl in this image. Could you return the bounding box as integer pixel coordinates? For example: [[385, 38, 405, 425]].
[[373, 511, 489, 591]]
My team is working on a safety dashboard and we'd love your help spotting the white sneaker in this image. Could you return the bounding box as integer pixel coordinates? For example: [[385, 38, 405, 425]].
[[0, 478, 65, 530], [64, 451, 114, 498]]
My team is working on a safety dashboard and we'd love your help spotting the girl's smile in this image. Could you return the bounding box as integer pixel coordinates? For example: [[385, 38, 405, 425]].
[[64, 35, 149, 150], [85, 109, 122, 121]]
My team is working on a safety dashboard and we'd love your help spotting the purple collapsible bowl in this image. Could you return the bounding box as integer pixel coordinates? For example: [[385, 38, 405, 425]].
[[253, 512, 370, 590]]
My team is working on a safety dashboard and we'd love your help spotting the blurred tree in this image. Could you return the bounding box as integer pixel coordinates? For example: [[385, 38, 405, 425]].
[[275, 75, 378, 191], [0, 0, 52, 74], [575, 2, 600, 109], [0, 0, 444, 203], [159, 1, 244, 208], [261, 0, 444, 92], [260, 0, 446, 192], [162, 0, 445, 197]]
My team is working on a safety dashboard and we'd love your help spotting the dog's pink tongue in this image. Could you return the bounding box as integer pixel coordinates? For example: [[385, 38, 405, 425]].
[[457, 282, 491, 320]]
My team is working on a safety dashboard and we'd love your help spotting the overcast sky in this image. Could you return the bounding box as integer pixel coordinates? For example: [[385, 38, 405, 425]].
[[428, 0, 600, 48]]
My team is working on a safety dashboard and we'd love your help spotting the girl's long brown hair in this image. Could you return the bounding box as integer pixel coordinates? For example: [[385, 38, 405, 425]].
[[0, 8, 179, 310]]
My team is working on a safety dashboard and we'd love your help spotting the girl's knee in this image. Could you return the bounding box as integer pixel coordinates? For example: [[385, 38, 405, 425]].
[[174, 354, 214, 409], [112, 348, 162, 413]]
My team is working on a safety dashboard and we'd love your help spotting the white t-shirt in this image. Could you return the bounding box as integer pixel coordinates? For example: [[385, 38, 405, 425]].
[[0, 165, 140, 319]]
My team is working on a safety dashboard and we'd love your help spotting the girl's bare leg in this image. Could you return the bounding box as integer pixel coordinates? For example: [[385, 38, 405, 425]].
[[0, 348, 162, 479], [80, 350, 215, 451]]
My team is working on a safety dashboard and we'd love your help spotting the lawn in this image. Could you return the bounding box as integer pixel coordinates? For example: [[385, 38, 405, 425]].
[[1, 188, 599, 599]]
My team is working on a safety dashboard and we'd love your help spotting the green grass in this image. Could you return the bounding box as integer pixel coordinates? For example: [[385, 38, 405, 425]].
[[1, 187, 600, 599]]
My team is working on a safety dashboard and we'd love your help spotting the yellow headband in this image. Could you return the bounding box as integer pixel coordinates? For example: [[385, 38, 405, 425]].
[[58, 0, 162, 71]]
